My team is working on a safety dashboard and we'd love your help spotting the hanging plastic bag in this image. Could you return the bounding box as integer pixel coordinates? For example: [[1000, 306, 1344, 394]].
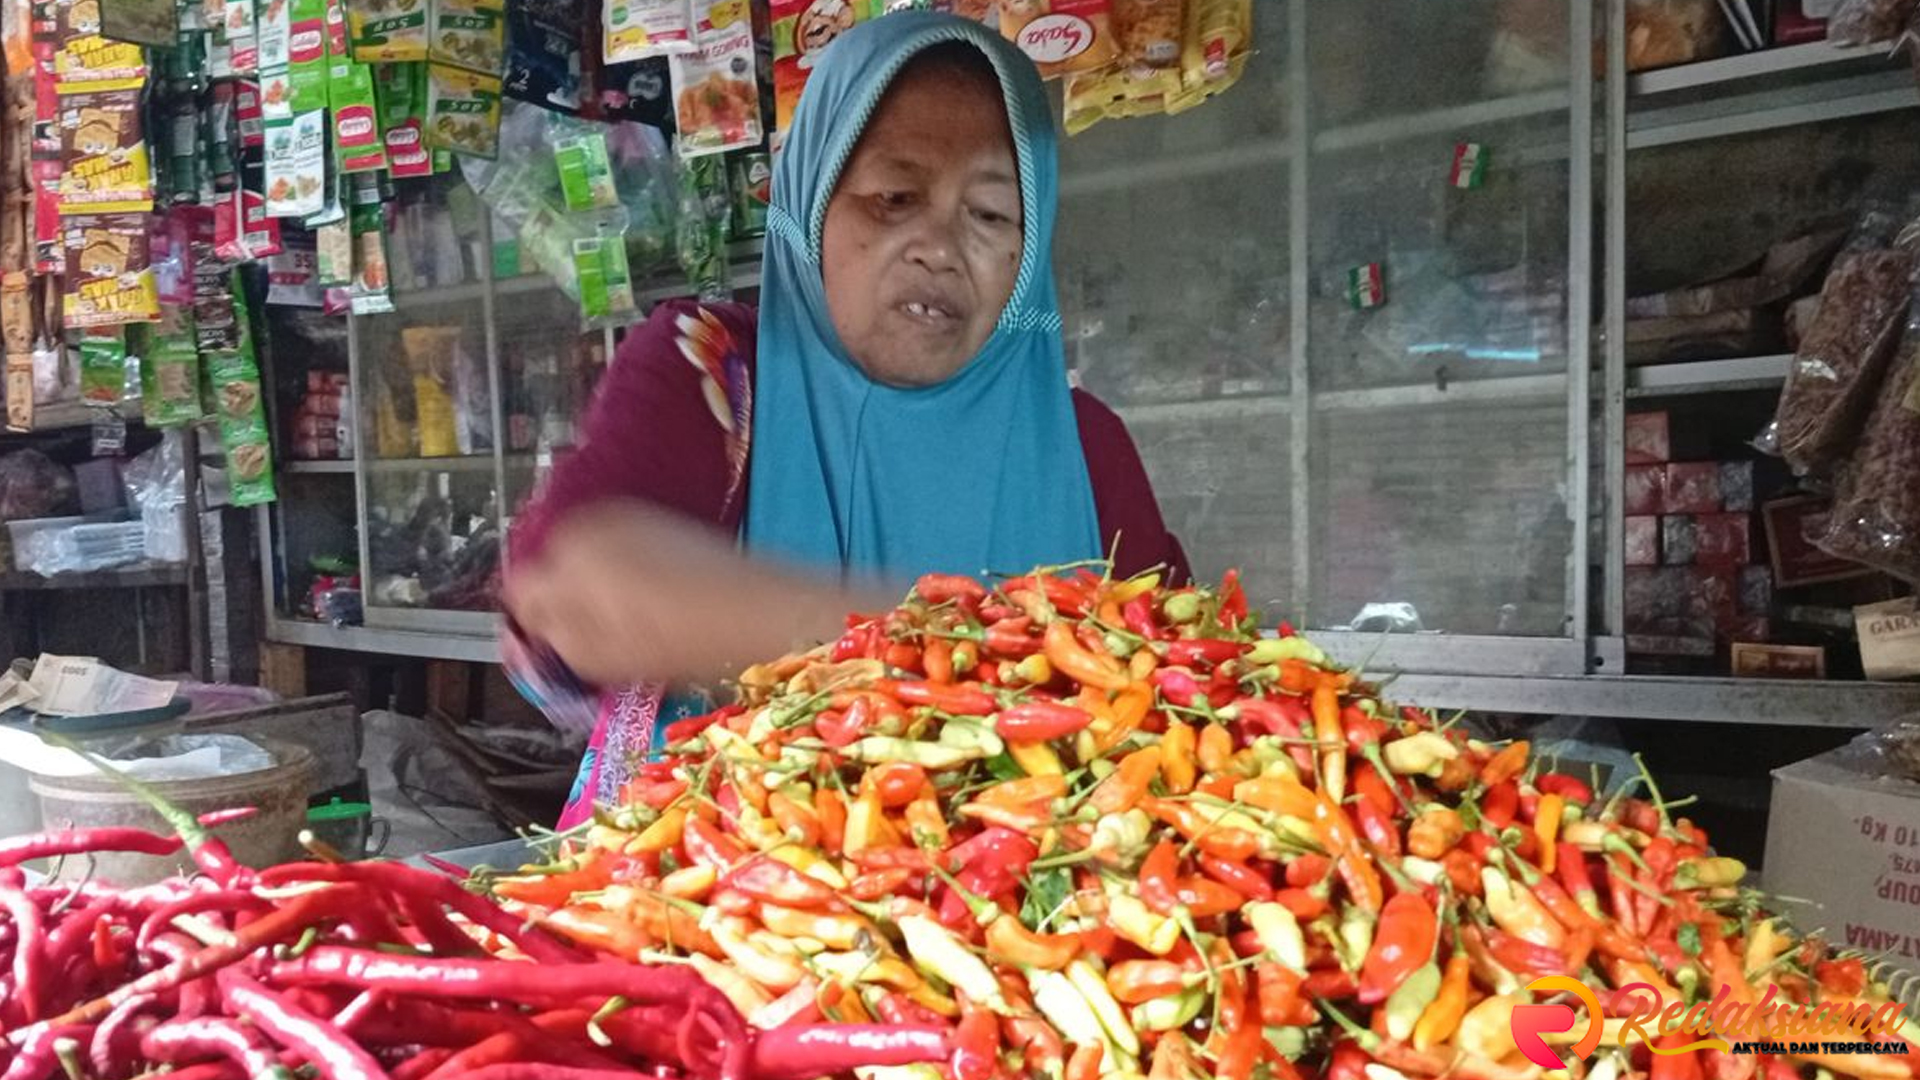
[[1817, 290, 1920, 584], [1769, 209, 1919, 476], [1827, 0, 1919, 44]]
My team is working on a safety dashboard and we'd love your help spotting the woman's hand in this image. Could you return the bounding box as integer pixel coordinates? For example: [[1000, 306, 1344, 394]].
[[503, 500, 895, 687]]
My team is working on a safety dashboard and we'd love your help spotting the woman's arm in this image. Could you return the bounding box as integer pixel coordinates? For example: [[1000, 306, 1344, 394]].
[[505, 499, 898, 686], [504, 302, 892, 688]]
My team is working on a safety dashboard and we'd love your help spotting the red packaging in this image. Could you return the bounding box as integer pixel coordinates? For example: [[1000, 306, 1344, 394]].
[[1625, 411, 1670, 465], [1663, 462, 1723, 514], [1693, 513, 1751, 566], [1625, 515, 1660, 566], [1762, 495, 1872, 588], [1662, 515, 1696, 565], [1773, 0, 1827, 44], [1725, 615, 1771, 644], [1686, 565, 1740, 625], [1625, 464, 1667, 516]]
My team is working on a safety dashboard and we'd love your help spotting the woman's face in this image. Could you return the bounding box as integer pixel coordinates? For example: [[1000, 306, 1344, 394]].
[[821, 54, 1023, 388]]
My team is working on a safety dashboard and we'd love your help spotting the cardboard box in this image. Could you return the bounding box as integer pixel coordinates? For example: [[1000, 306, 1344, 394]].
[[1662, 515, 1697, 565], [1626, 516, 1660, 567], [1763, 495, 1875, 588], [1694, 513, 1751, 566], [1732, 642, 1826, 679], [1719, 460, 1755, 512], [1664, 462, 1724, 514], [1739, 565, 1773, 616], [1626, 465, 1667, 516], [1856, 597, 1920, 681], [1765, 748, 1920, 991], [1625, 412, 1670, 465]]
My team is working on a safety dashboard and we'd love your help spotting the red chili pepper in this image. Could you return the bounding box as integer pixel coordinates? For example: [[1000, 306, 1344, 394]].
[[1461, 831, 1498, 862], [683, 817, 747, 871], [866, 762, 929, 808], [1286, 854, 1332, 888], [725, 856, 839, 909], [1358, 891, 1438, 1004], [994, 701, 1094, 741], [1163, 638, 1243, 668], [1352, 765, 1397, 819], [1534, 772, 1593, 805], [662, 704, 742, 746], [875, 679, 998, 716], [917, 573, 988, 607], [1485, 928, 1571, 979], [1138, 840, 1183, 914], [1255, 963, 1317, 1027], [1121, 595, 1161, 641], [1481, 780, 1520, 831], [1150, 668, 1235, 709], [1342, 706, 1389, 753], [1214, 1005, 1264, 1080], [1272, 887, 1329, 922], [981, 617, 1042, 658], [1219, 569, 1249, 626], [1637, 837, 1679, 931], [1328, 1042, 1371, 1080], [1176, 875, 1251, 918], [1199, 855, 1274, 901], [1621, 797, 1661, 837], [1352, 798, 1402, 859], [0, 826, 184, 870], [949, 1004, 1000, 1080], [1814, 956, 1868, 997], [1652, 1033, 1706, 1080], [1304, 968, 1360, 1000], [0, 881, 45, 1022], [217, 969, 388, 1080]]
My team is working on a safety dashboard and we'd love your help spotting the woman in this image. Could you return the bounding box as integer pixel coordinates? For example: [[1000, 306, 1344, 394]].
[[505, 13, 1187, 827]]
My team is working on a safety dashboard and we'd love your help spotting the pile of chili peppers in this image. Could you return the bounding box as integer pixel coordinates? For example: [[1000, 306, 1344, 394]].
[[0, 781, 954, 1078], [486, 566, 1920, 1080]]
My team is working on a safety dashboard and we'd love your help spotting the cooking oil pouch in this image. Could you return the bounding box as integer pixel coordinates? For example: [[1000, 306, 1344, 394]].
[[287, 0, 329, 112], [348, 181, 393, 314], [134, 305, 203, 427], [554, 130, 617, 211], [329, 57, 386, 171], [79, 326, 128, 404], [425, 63, 502, 156], [346, 0, 426, 59], [430, 0, 504, 73]]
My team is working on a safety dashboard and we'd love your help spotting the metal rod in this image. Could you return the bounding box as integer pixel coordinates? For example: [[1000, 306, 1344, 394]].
[[1566, 0, 1596, 652], [1285, 0, 1312, 621], [481, 214, 510, 547], [1604, 0, 1629, 641], [347, 298, 374, 616]]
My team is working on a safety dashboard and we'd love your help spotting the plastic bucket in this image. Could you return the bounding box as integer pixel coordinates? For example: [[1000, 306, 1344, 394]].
[[28, 737, 316, 885]]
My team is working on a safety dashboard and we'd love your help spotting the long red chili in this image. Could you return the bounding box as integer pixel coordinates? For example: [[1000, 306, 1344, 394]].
[[916, 573, 988, 607], [143, 1017, 292, 1080], [0, 827, 184, 869], [89, 993, 158, 1079], [256, 863, 581, 965], [872, 679, 997, 716], [218, 968, 391, 1080], [1163, 638, 1243, 668], [1198, 854, 1274, 901], [0, 881, 45, 1023], [1138, 840, 1183, 913]]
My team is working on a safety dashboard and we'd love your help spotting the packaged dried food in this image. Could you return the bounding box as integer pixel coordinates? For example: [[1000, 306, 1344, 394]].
[[56, 88, 152, 212], [770, 0, 874, 148], [77, 326, 126, 403], [208, 276, 276, 507], [348, 181, 393, 314], [1185, 0, 1242, 83], [329, 58, 386, 172], [572, 233, 636, 321], [1826, 0, 1917, 43], [264, 109, 327, 217], [604, 0, 693, 63], [376, 62, 434, 176], [133, 305, 203, 426], [62, 211, 159, 327], [287, 0, 329, 113], [669, 20, 760, 157], [1771, 212, 1918, 476], [554, 130, 617, 210], [346, 0, 427, 60], [1001, 0, 1117, 79], [1112, 0, 1178, 66], [1619, 0, 1731, 72], [1819, 301, 1920, 584], [48, 0, 148, 89], [431, 0, 505, 74], [425, 63, 502, 157], [226, 0, 260, 72]]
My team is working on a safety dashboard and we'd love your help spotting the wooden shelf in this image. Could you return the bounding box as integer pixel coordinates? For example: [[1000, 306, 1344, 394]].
[[0, 565, 188, 592]]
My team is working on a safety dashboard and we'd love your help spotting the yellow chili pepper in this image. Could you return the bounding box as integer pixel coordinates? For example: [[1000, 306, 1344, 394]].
[[1675, 856, 1747, 890], [1412, 954, 1472, 1051], [1456, 994, 1521, 1064], [1197, 723, 1235, 777], [843, 787, 885, 858], [1008, 739, 1065, 777], [1111, 572, 1162, 603], [710, 915, 807, 991], [1480, 866, 1565, 949], [686, 952, 773, 1017], [759, 904, 870, 951], [1106, 892, 1179, 955], [1534, 793, 1565, 874], [1312, 681, 1346, 802], [660, 863, 717, 901], [625, 806, 687, 855], [1160, 722, 1198, 795], [904, 792, 950, 849], [1013, 654, 1053, 686], [1088, 746, 1161, 815], [765, 843, 849, 889]]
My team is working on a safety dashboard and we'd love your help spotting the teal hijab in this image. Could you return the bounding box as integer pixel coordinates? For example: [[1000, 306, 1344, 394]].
[[742, 12, 1103, 581]]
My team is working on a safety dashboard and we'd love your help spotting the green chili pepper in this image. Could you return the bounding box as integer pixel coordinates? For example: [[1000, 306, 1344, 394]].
[[1383, 961, 1442, 1042]]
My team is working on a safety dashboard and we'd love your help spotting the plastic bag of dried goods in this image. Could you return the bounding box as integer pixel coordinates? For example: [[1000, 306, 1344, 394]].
[[1817, 294, 1920, 584]]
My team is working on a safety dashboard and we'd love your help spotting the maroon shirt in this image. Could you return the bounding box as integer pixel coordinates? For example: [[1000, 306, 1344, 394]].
[[512, 300, 1188, 581]]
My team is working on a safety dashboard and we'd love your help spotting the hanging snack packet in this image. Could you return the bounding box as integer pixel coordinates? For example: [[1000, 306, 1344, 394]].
[[348, 180, 393, 314], [554, 130, 617, 210], [49, 0, 148, 90], [315, 218, 353, 284], [226, 0, 259, 72], [287, 0, 329, 113], [669, 21, 760, 158], [375, 62, 434, 176], [571, 233, 637, 322], [504, 0, 584, 111], [56, 88, 153, 212], [1000, 0, 1117, 80], [62, 213, 160, 327], [604, 0, 693, 63], [1112, 0, 1179, 68], [329, 57, 386, 171], [133, 305, 203, 426], [346, 0, 427, 59], [425, 63, 502, 156], [210, 275, 277, 506], [430, 0, 505, 73], [264, 109, 327, 217], [78, 327, 127, 403], [770, 0, 868, 149], [257, 0, 292, 118], [1187, 0, 1244, 83], [235, 80, 266, 146]]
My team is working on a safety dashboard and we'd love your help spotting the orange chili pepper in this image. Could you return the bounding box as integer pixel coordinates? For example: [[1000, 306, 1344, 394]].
[[1138, 795, 1263, 861], [1098, 680, 1154, 752], [985, 916, 1082, 971], [813, 788, 847, 853], [848, 867, 914, 901], [1089, 746, 1161, 815], [1412, 954, 1472, 1051], [1066, 1043, 1104, 1080], [1107, 959, 1188, 1004], [1479, 740, 1530, 786], [1312, 681, 1345, 802], [1044, 621, 1130, 692], [1197, 722, 1235, 777], [864, 762, 928, 808], [904, 792, 950, 848], [767, 791, 821, 847], [923, 638, 954, 684], [1161, 722, 1198, 794], [977, 775, 1068, 808]]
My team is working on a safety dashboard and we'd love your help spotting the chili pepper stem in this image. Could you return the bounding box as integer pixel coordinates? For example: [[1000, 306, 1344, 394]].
[[53, 1038, 84, 1080], [1358, 745, 1418, 819], [1633, 753, 1674, 833], [1028, 849, 1101, 872]]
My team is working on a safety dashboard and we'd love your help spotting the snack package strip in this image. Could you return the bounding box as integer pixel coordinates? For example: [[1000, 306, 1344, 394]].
[[209, 269, 276, 505], [667, 17, 759, 158], [1772, 212, 1919, 476], [133, 303, 204, 425]]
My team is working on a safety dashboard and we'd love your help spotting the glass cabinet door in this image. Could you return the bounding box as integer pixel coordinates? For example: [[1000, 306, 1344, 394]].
[[355, 172, 504, 626]]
